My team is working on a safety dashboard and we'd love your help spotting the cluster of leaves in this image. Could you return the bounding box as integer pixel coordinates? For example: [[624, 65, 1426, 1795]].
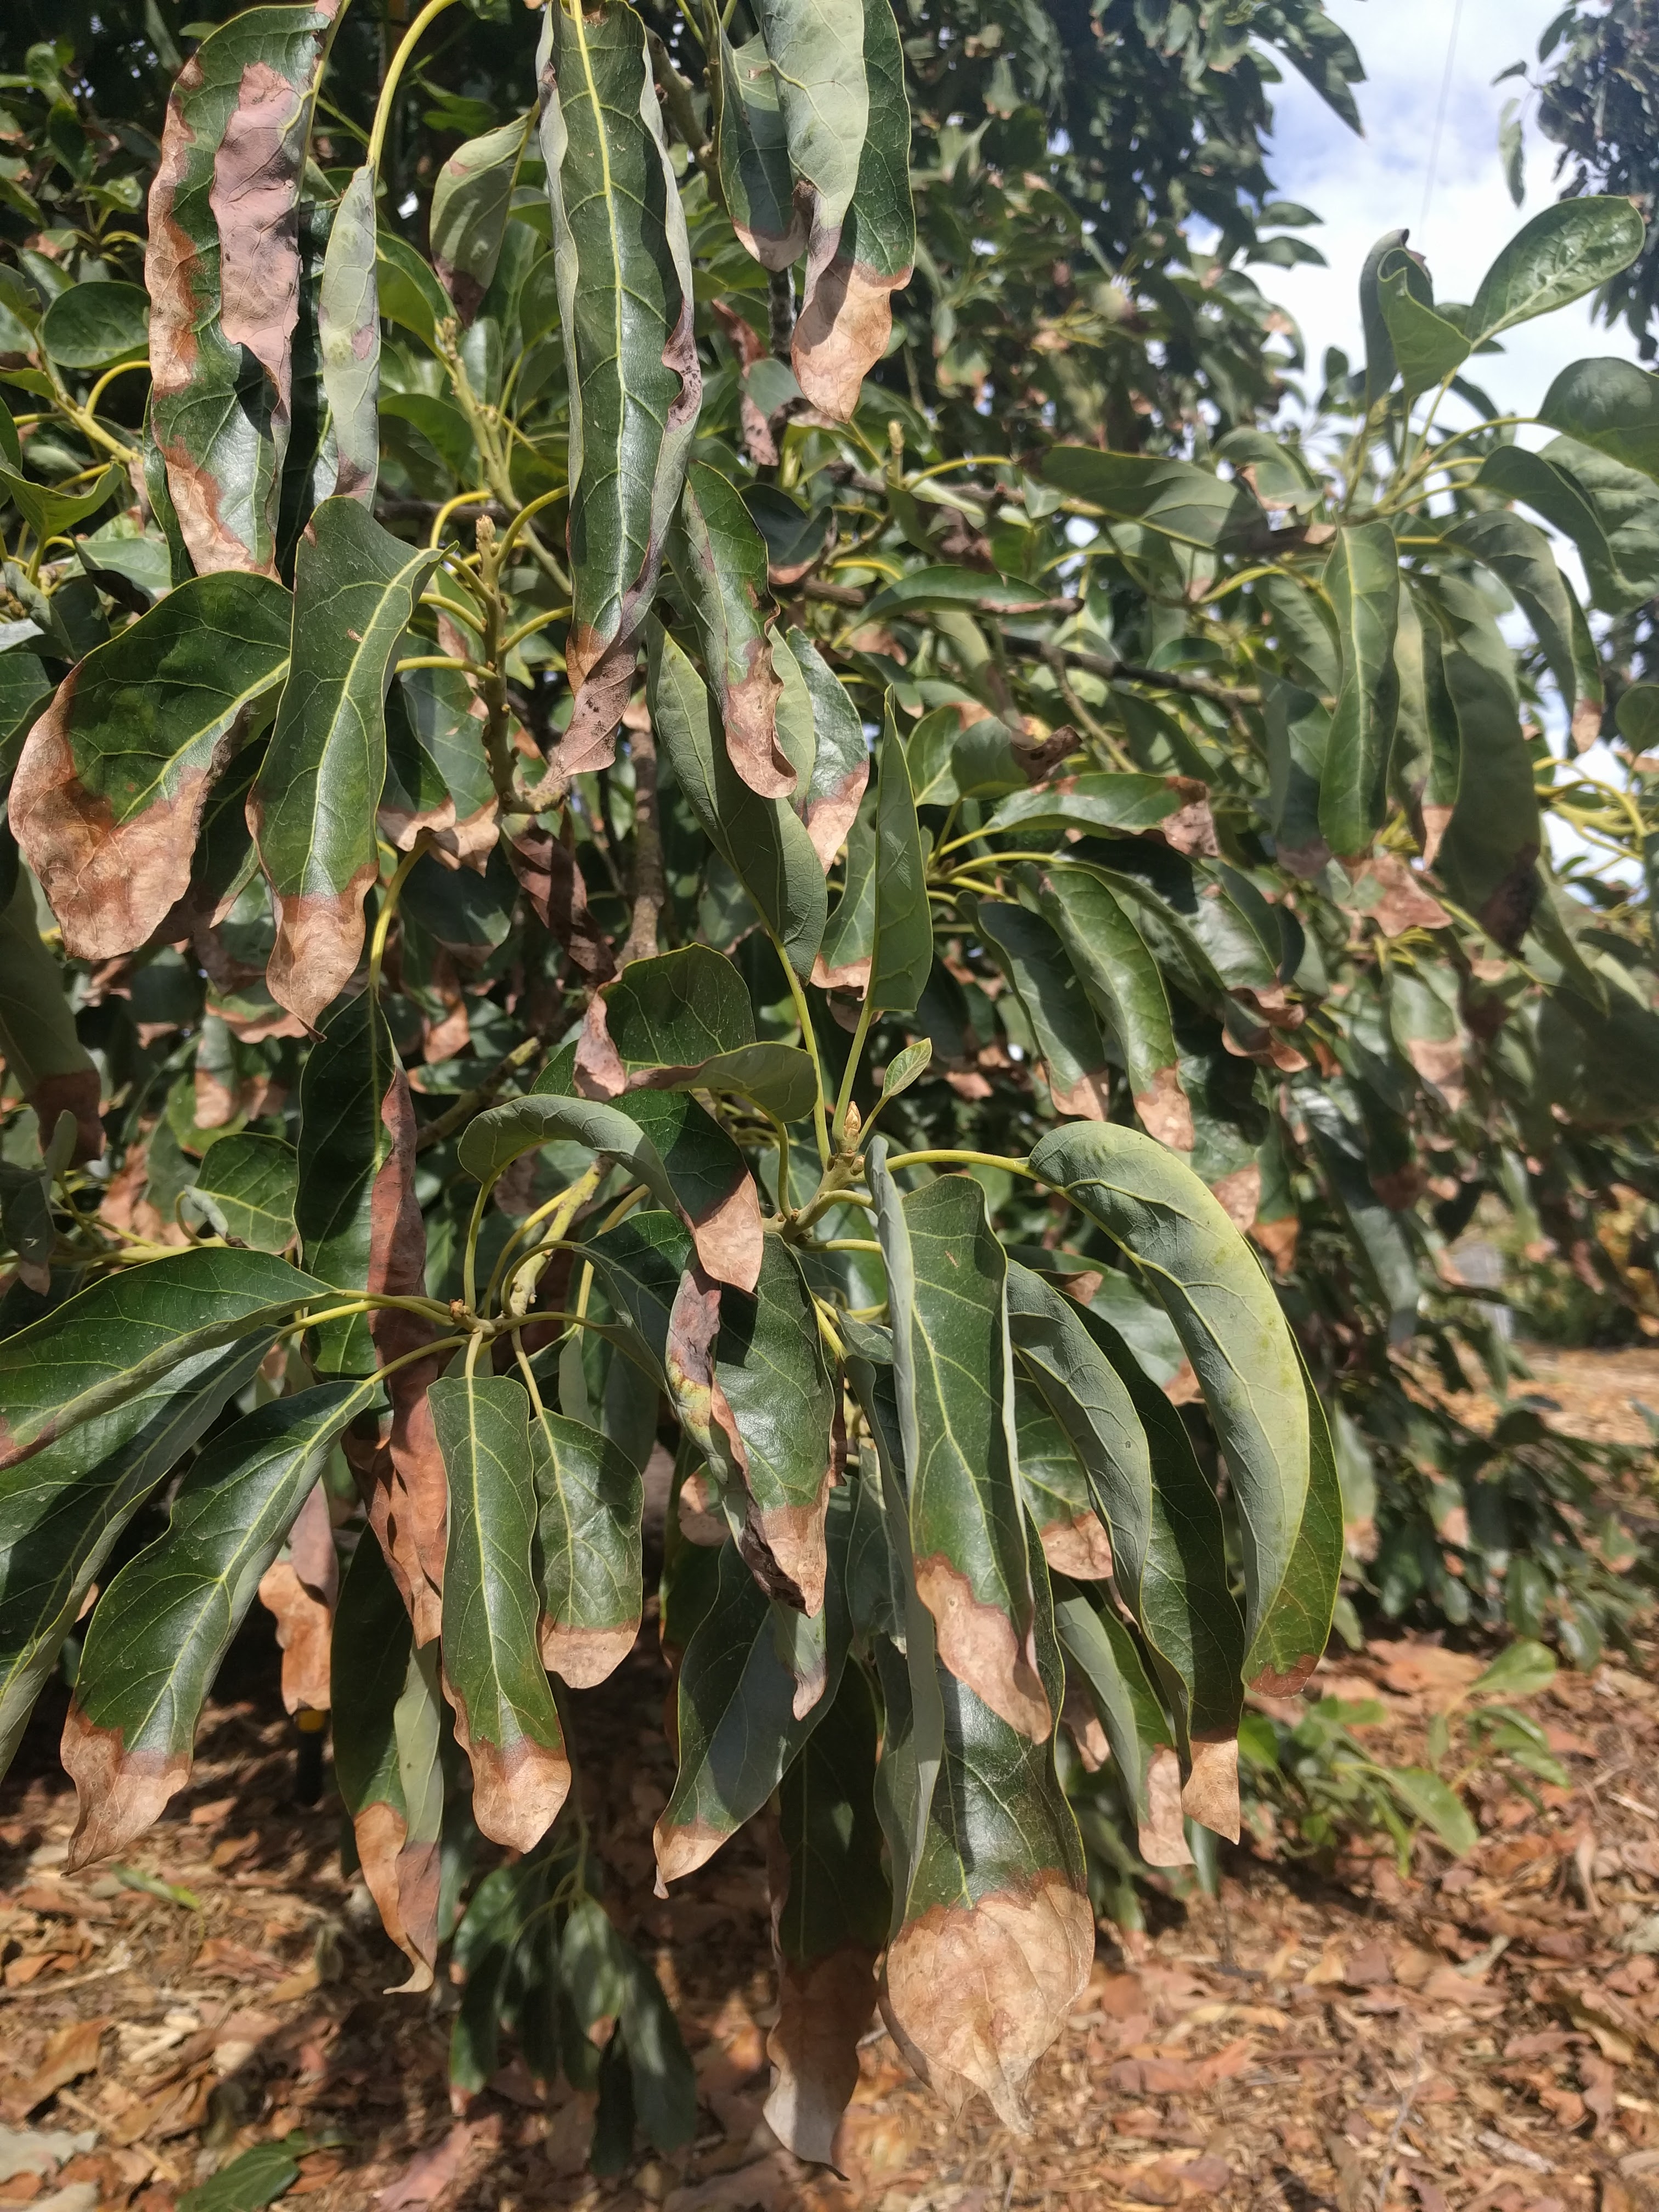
[[1, 0, 1659, 2159], [1499, 1, 1659, 359]]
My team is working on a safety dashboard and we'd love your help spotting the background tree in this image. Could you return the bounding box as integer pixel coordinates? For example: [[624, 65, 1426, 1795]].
[[0, 0, 1655, 2171]]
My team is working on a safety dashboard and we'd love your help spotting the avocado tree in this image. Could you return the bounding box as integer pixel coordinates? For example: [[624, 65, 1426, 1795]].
[[0, 0, 1657, 2166]]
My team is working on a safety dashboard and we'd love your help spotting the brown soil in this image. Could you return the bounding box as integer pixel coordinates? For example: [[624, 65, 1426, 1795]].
[[2, 1358, 1657, 2212]]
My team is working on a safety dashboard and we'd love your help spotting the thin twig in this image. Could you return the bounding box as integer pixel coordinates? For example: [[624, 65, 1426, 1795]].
[[413, 1033, 549, 1154]]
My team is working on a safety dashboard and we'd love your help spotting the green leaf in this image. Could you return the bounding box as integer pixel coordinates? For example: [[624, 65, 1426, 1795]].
[[1468, 196, 1645, 342], [384, 654, 498, 862], [674, 461, 789, 798], [1042, 448, 1262, 549], [579, 943, 818, 1121], [975, 898, 1111, 1120], [0, 1248, 325, 1472], [0, 1339, 265, 1781], [331, 1533, 442, 1990], [1470, 1637, 1556, 1702], [251, 498, 441, 1028], [526, 1402, 643, 1687], [0, 649, 51, 776], [145, 4, 336, 574], [870, 1143, 1048, 1740], [764, 1660, 887, 2163], [0, 866, 105, 1163], [0, 461, 126, 544], [296, 990, 419, 1375], [812, 781, 877, 991], [1263, 678, 1331, 877], [654, 1507, 852, 1894], [1006, 1265, 1244, 1823], [1013, 1385, 1114, 1581], [865, 567, 1066, 620], [1444, 509, 1582, 715], [880, 1554, 1091, 2130], [647, 623, 826, 977], [1380, 1765, 1478, 1855], [39, 280, 149, 371], [63, 1379, 374, 1866], [749, 0, 867, 358], [717, 29, 800, 265], [983, 771, 1190, 842], [1358, 227, 1407, 399], [1474, 439, 1659, 614], [1029, 1122, 1333, 1693], [1539, 353, 1659, 482], [792, 0, 916, 421], [1031, 862, 1192, 1149], [783, 625, 869, 869], [177, 2139, 303, 2212], [1377, 253, 1469, 393], [712, 1234, 839, 1613], [185, 1132, 298, 1252], [538, 0, 699, 773], [460, 1088, 763, 1292], [868, 697, 932, 1014], [431, 1371, 570, 1853], [11, 572, 291, 960], [1318, 519, 1400, 859], [431, 114, 531, 323], [1418, 573, 1542, 948], [1053, 1587, 1189, 1865], [317, 164, 380, 505]]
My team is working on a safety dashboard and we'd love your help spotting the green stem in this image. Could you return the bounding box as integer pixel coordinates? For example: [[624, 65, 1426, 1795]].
[[366, 833, 431, 998], [366, 0, 460, 179], [831, 990, 876, 1149], [771, 935, 831, 1166], [879, 1147, 1042, 1180]]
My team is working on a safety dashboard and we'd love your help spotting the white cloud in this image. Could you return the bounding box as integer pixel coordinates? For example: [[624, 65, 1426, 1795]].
[[1255, 0, 1644, 425]]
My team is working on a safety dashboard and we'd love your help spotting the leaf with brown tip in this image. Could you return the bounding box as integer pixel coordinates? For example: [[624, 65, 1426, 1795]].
[[431, 1372, 569, 1854], [251, 498, 441, 1029], [870, 1144, 1049, 1741], [791, 0, 914, 422], [527, 1403, 643, 1688], [11, 573, 291, 961], [765, 1662, 888, 2165], [145, 4, 338, 576], [674, 460, 791, 798], [331, 1531, 442, 1991], [62, 1380, 374, 1869]]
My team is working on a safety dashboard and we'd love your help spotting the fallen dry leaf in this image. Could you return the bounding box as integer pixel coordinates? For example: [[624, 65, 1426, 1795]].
[[5, 2021, 108, 2120]]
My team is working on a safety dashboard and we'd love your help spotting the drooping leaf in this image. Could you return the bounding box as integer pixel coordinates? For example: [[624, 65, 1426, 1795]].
[[1006, 1263, 1244, 1830], [1475, 436, 1659, 616], [1376, 251, 1468, 394], [1539, 354, 1659, 482], [317, 163, 380, 504], [296, 988, 447, 1638], [62, 1379, 373, 1866], [0, 462, 126, 548], [645, 622, 827, 973], [1011, 1383, 1114, 1582], [0, 867, 105, 1163], [526, 1401, 644, 1688], [537, 0, 700, 773], [11, 572, 291, 959], [430, 114, 531, 324], [1053, 1586, 1190, 1866], [713, 1234, 839, 1613], [332, 1533, 441, 1990], [184, 1132, 298, 1252], [251, 498, 441, 1026], [145, 4, 336, 575], [764, 1660, 888, 2163], [975, 898, 1111, 1120], [1318, 519, 1400, 859], [716, 29, 800, 266], [653, 1488, 851, 1888], [1467, 196, 1645, 343], [1031, 864, 1192, 1149], [1030, 1121, 1334, 1693], [431, 1371, 570, 1853], [460, 1087, 764, 1293], [0, 1339, 265, 1781], [880, 1551, 1091, 2130], [673, 461, 789, 797], [792, 0, 915, 422], [871, 1143, 1049, 1740], [383, 655, 498, 866], [750, 0, 867, 342], [812, 782, 877, 991], [786, 625, 870, 868], [868, 697, 932, 1014], [1444, 509, 1581, 715], [0, 1249, 325, 1472]]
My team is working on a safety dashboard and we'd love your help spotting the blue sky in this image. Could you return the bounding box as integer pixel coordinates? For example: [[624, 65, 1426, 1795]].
[[1256, 0, 1643, 427]]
